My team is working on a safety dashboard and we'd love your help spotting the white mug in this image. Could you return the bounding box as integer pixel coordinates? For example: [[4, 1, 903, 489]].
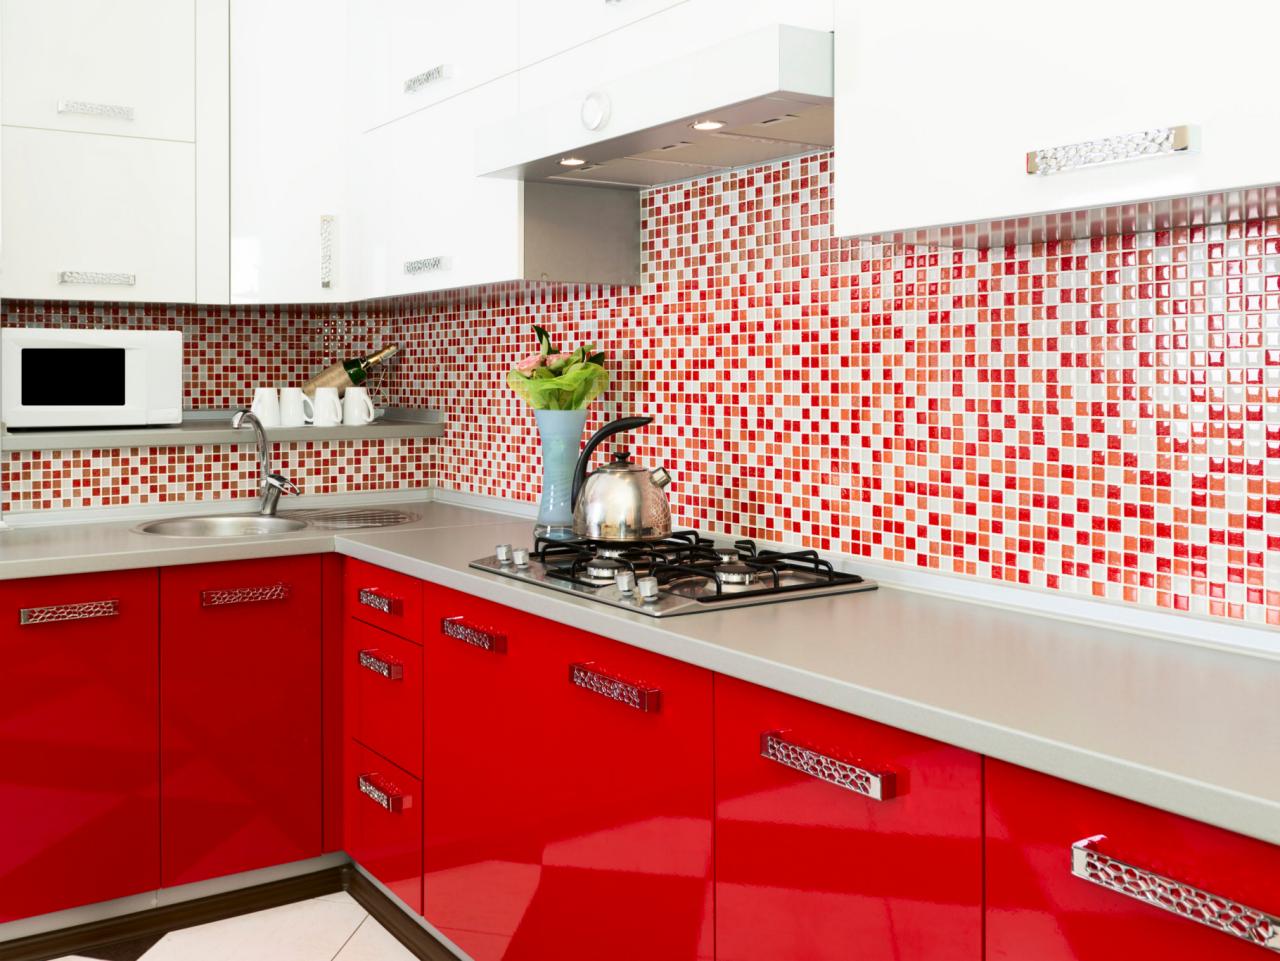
[[250, 387, 280, 427], [342, 386, 376, 426], [311, 386, 342, 427], [279, 387, 309, 427]]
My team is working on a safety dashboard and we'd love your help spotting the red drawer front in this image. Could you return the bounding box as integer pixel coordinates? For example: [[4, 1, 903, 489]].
[[986, 759, 1280, 960], [160, 557, 323, 887], [346, 619, 423, 777], [424, 583, 714, 961], [346, 739, 422, 915], [0, 569, 160, 922], [715, 675, 982, 961], [345, 558, 423, 644]]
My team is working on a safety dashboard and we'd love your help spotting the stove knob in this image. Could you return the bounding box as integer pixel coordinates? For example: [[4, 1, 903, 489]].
[[615, 570, 636, 594], [512, 547, 530, 568], [495, 544, 513, 564], [637, 576, 660, 602]]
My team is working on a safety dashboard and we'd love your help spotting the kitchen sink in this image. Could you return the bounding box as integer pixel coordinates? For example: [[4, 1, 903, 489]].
[[135, 515, 310, 537]]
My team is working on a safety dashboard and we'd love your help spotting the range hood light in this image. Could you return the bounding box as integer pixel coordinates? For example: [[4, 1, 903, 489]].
[[559, 156, 588, 167], [689, 119, 726, 131]]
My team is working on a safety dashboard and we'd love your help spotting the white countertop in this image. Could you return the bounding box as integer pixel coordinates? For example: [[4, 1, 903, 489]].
[[2, 498, 1277, 847]]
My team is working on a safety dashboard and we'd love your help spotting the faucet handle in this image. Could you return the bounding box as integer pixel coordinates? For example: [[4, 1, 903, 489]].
[[264, 473, 299, 497]]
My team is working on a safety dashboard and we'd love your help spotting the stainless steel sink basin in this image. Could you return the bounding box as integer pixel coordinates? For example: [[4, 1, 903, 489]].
[[136, 515, 309, 537]]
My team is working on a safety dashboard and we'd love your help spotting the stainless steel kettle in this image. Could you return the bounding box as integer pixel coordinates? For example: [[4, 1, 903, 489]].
[[571, 416, 673, 541]]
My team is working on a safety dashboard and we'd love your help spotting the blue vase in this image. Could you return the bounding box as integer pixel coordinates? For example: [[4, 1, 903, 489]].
[[534, 409, 588, 540]]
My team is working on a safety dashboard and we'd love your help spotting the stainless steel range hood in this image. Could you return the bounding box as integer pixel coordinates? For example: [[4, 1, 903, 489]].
[[478, 25, 833, 190]]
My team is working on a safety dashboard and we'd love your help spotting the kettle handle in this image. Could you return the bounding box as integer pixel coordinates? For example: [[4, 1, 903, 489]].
[[571, 415, 654, 510]]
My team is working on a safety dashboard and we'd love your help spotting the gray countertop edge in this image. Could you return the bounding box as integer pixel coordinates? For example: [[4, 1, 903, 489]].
[[0, 417, 443, 451], [336, 532, 1280, 849]]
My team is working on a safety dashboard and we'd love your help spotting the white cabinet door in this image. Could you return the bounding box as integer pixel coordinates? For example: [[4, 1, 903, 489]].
[[356, 78, 521, 298], [1, 127, 196, 302], [1, 0, 196, 141], [230, 0, 347, 304], [518, 0, 686, 68], [834, 0, 1280, 238], [351, 0, 518, 131]]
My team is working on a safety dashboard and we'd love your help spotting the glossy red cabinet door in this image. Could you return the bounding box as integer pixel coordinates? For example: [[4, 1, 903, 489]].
[[345, 618, 423, 777], [423, 586, 714, 961], [987, 759, 1280, 960], [345, 557, 423, 643], [714, 675, 982, 961], [0, 570, 159, 922], [160, 557, 322, 886], [346, 739, 422, 914]]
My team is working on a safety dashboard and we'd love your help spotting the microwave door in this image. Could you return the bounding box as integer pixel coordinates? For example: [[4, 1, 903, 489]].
[[12, 346, 143, 427]]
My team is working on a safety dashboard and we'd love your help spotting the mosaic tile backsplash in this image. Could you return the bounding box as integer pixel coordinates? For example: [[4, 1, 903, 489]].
[[3, 150, 1278, 626]]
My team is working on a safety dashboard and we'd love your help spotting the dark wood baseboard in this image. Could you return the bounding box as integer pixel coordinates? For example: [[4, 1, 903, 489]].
[[342, 868, 456, 961], [0, 863, 456, 961]]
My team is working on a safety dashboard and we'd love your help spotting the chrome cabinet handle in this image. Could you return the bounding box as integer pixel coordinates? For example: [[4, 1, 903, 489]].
[[404, 256, 449, 275], [1027, 124, 1196, 175], [441, 616, 506, 654], [1071, 835, 1280, 952], [358, 587, 403, 617], [357, 649, 403, 681], [58, 271, 136, 286], [57, 99, 134, 121], [200, 583, 291, 608], [404, 64, 451, 93], [20, 599, 119, 626], [358, 773, 410, 814], [760, 731, 897, 802], [570, 662, 660, 713], [320, 214, 335, 290]]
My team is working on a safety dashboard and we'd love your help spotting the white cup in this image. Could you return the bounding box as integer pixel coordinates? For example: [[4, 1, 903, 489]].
[[279, 387, 309, 427], [311, 386, 342, 427], [342, 386, 375, 426], [250, 387, 280, 427]]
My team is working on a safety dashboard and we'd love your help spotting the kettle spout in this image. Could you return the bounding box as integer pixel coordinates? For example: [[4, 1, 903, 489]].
[[651, 466, 672, 488]]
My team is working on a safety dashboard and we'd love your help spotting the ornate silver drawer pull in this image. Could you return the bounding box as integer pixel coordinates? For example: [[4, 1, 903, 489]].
[[441, 616, 506, 654], [404, 64, 451, 93], [760, 731, 897, 802], [20, 599, 119, 626], [404, 256, 449, 275], [57, 99, 134, 121], [320, 214, 335, 289], [58, 271, 136, 286], [570, 662, 661, 713], [1071, 835, 1280, 952], [358, 587, 403, 616], [358, 773, 409, 814], [357, 649, 404, 680], [1027, 124, 1196, 176], [200, 583, 291, 608]]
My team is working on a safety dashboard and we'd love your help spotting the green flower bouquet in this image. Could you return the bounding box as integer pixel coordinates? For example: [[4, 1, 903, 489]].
[[506, 325, 608, 410]]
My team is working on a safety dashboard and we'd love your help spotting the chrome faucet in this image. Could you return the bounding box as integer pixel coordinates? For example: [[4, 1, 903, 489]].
[[231, 410, 298, 516]]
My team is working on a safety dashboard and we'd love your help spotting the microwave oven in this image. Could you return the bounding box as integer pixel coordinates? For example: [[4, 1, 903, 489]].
[[1, 328, 183, 428]]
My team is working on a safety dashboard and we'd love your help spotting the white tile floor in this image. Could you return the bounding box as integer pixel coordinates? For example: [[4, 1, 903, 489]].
[[54, 893, 421, 961]]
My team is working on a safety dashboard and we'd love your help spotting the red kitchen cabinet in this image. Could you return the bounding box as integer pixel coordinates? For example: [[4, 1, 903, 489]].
[[160, 557, 322, 887], [345, 557, 423, 644], [0, 570, 159, 922], [986, 759, 1280, 960], [345, 738, 422, 914], [345, 617, 423, 777], [423, 585, 714, 961], [714, 675, 983, 961]]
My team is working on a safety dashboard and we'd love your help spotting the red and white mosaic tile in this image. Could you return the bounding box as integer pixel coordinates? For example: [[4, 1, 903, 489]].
[[3, 150, 1277, 626]]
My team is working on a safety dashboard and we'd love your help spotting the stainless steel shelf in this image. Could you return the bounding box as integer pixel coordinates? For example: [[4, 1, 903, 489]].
[[0, 411, 444, 452]]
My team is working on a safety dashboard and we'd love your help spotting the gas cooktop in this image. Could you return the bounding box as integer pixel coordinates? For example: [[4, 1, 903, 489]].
[[470, 531, 877, 617]]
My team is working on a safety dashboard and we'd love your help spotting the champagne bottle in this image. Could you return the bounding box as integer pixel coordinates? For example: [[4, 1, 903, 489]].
[[302, 345, 398, 396]]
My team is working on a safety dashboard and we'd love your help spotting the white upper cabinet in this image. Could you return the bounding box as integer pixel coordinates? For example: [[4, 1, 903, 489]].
[[517, 0, 687, 68], [350, 0, 518, 131], [834, 0, 1280, 241], [1, 0, 228, 303], [1, 0, 196, 141], [230, 0, 348, 304]]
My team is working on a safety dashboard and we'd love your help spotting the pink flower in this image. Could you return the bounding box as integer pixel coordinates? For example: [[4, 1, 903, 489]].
[[514, 352, 544, 372], [545, 352, 571, 365]]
